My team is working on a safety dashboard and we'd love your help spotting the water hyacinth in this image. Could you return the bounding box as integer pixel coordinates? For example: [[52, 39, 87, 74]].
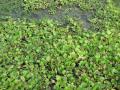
[[0, 0, 120, 90]]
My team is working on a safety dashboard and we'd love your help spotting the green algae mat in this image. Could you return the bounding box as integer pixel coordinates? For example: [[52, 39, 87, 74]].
[[0, 0, 120, 89]]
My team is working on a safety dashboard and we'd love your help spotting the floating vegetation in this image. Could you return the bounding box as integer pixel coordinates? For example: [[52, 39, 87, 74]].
[[0, 0, 120, 90]]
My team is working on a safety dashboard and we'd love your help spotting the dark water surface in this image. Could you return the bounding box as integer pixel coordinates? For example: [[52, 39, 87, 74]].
[[0, 1, 91, 29], [0, 0, 23, 19], [29, 6, 91, 29]]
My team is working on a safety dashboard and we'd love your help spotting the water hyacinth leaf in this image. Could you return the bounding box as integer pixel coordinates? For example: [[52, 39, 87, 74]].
[[0, 0, 119, 89]]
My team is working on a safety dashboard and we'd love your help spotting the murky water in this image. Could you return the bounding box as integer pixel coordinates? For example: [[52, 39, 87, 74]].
[[114, 0, 120, 7], [0, 1, 91, 29], [29, 6, 91, 29]]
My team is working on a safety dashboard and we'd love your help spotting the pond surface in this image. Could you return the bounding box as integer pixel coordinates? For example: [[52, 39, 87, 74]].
[[114, 0, 120, 7], [29, 5, 91, 29], [0, 1, 91, 29], [0, 0, 22, 19]]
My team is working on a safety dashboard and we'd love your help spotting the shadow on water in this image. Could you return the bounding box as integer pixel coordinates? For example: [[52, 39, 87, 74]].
[[0, 0, 91, 29]]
